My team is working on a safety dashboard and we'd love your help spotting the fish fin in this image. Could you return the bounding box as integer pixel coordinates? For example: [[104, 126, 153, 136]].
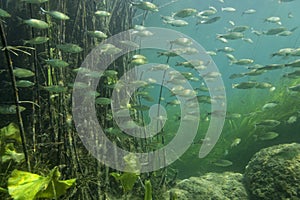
[[40, 7, 47, 13], [290, 26, 298, 32]]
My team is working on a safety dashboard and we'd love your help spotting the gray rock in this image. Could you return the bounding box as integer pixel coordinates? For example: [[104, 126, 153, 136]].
[[164, 172, 248, 200], [244, 143, 300, 200]]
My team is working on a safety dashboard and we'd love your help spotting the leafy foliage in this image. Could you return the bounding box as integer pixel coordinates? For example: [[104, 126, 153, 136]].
[[8, 167, 76, 200]]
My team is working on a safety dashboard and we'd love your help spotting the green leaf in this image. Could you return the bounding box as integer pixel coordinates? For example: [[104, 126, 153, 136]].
[[8, 170, 49, 200], [111, 172, 138, 192], [36, 167, 76, 199], [8, 167, 76, 200], [1, 143, 24, 163], [0, 123, 21, 143]]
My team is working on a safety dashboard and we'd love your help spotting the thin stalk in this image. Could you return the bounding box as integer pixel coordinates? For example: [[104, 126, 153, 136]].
[[0, 21, 31, 171]]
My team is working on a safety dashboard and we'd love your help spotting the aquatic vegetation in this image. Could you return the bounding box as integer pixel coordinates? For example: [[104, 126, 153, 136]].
[[8, 167, 76, 200], [1, 0, 300, 199], [244, 143, 300, 200]]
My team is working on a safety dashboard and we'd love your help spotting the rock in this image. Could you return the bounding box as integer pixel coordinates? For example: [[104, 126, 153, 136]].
[[164, 172, 248, 200], [244, 143, 300, 200]]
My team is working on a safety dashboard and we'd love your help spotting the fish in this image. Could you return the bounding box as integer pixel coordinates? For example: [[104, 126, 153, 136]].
[[206, 51, 217, 56], [228, 20, 235, 26], [103, 70, 118, 77], [271, 48, 294, 57], [133, 25, 146, 31], [255, 132, 279, 141], [217, 32, 244, 40], [130, 58, 147, 65], [130, 1, 159, 12], [283, 70, 300, 79], [258, 64, 285, 70], [56, 43, 83, 53], [263, 27, 287, 35], [288, 84, 300, 92], [228, 25, 249, 32], [182, 47, 199, 55], [43, 85, 67, 93], [251, 29, 263, 36], [87, 30, 108, 39], [151, 64, 170, 71], [255, 120, 281, 128], [213, 159, 233, 167], [262, 102, 278, 110], [40, 7, 69, 20], [216, 46, 235, 53], [24, 36, 49, 45], [164, 19, 189, 27], [242, 38, 254, 44], [279, 0, 296, 2], [0, 105, 26, 114], [21, 0, 48, 3], [197, 7, 217, 18], [231, 138, 241, 147], [16, 80, 35, 87], [226, 113, 242, 119], [172, 8, 197, 18], [226, 53, 236, 61], [161, 15, 175, 21], [95, 97, 112, 105], [221, 7, 236, 12], [217, 37, 228, 43], [232, 81, 258, 89], [245, 69, 266, 76], [95, 10, 111, 17], [229, 73, 245, 79], [170, 37, 193, 46], [264, 16, 281, 25], [157, 49, 182, 57], [45, 59, 69, 68], [242, 9, 256, 15], [230, 58, 254, 65], [23, 18, 49, 29], [285, 59, 300, 67], [0, 8, 11, 18], [277, 30, 293, 36], [132, 30, 154, 37], [176, 60, 204, 68], [119, 40, 139, 48], [197, 16, 221, 24], [99, 44, 122, 54], [287, 116, 297, 124], [202, 71, 221, 79], [255, 82, 273, 89], [132, 54, 147, 60], [13, 68, 35, 78]]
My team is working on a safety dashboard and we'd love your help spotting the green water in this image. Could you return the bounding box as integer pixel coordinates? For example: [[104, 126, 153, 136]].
[[1, 0, 300, 199]]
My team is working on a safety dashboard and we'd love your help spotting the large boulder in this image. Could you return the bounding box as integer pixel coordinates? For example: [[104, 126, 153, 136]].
[[164, 172, 248, 200], [244, 143, 300, 200]]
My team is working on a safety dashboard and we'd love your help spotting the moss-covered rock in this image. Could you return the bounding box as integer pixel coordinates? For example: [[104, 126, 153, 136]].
[[164, 172, 248, 200], [244, 143, 300, 200]]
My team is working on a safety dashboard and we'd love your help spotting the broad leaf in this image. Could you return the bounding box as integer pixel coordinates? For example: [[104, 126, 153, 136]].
[[1, 143, 24, 163], [0, 123, 21, 143], [8, 167, 76, 200]]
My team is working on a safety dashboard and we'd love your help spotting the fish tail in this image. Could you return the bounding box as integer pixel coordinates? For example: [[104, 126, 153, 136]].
[[40, 7, 46, 13]]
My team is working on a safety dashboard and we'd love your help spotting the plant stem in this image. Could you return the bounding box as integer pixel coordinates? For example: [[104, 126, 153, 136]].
[[0, 21, 31, 172]]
